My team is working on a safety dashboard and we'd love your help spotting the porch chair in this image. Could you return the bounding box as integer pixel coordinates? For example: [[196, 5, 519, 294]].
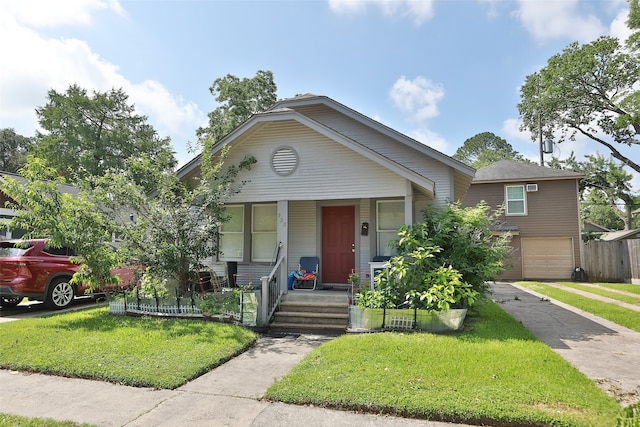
[[292, 256, 319, 290]]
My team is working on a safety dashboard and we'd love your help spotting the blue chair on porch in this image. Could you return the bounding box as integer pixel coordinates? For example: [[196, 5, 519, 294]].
[[292, 256, 319, 290]]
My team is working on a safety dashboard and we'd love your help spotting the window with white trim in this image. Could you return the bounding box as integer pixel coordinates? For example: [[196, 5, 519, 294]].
[[376, 200, 404, 256], [220, 205, 244, 261], [251, 204, 277, 262], [505, 185, 526, 215]]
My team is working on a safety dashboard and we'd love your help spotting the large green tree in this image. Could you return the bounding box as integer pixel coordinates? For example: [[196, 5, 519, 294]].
[[0, 128, 34, 173], [453, 132, 527, 169], [33, 84, 176, 191], [196, 70, 277, 157], [518, 35, 639, 173], [549, 153, 636, 230]]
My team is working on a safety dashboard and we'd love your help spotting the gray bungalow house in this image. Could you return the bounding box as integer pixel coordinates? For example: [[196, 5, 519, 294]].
[[463, 160, 584, 281], [177, 94, 474, 326]]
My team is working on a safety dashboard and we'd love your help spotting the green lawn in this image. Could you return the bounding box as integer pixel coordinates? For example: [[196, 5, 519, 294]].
[[265, 301, 622, 427], [0, 307, 257, 389], [517, 282, 640, 333], [0, 413, 94, 427], [594, 282, 640, 296], [556, 282, 640, 305]]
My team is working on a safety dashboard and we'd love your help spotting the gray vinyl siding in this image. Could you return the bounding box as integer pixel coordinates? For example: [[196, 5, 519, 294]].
[[291, 104, 455, 205], [222, 120, 411, 203], [463, 179, 582, 280], [288, 200, 318, 274]]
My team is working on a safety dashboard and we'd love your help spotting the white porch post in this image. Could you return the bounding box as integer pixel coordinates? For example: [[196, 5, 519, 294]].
[[404, 181, 413, 225], [277, 200, 289, 292]]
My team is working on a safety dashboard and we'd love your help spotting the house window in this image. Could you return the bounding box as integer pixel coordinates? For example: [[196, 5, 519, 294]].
[[377, 200, 404, 256], [252, 204, 277, 262], [506, 185, 526, 215], [220, 205, 244, 261]]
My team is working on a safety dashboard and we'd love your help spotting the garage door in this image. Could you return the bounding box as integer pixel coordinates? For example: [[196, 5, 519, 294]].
[[521, 237, 574, 280]]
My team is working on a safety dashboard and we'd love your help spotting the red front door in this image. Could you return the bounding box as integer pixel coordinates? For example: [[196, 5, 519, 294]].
[[321, 206, 355, 283]]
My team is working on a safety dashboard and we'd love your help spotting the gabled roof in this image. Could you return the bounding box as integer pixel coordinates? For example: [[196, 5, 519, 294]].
[[271, 94, 475, 175], [177, 95, 475, 190], [472, 160, 584, 184], [0, 171, 79, 198], [601, 228, 640, 241]]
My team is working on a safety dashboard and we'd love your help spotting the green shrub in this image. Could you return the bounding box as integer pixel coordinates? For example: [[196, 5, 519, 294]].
[[393, 201, 511, 295]]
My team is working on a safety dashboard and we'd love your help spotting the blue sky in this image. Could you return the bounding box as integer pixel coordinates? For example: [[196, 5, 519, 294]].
[[0, 0, 636, 187]]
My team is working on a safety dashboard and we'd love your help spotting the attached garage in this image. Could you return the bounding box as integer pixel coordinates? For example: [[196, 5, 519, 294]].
[[521, 237, 575, 280]]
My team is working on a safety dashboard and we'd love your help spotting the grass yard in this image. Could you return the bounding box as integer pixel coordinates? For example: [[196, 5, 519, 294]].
[[555, 282, 640, 305], [596, 283, 640, 295], [265, 301, 622, 427], [0, 413, 94, 427], [517, 282, 640, 333], [0, 307, 257, 389]]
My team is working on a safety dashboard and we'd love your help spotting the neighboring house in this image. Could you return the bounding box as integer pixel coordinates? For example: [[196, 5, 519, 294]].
[[0, 171, 79, 240], [462, 160, 584, 281], [600, 229, 640, 241], [177, 94, 475, 289], [582, 221, 611, 241]]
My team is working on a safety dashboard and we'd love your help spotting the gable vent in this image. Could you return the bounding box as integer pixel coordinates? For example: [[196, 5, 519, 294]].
[[271, 146, 299, 176], [526, 183, 538, 192]]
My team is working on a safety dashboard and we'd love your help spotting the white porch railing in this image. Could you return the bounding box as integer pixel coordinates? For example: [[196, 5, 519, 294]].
[[260, 253, 285, 325]]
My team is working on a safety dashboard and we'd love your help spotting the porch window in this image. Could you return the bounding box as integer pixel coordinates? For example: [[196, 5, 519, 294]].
[[377, 200, 404, 256], [251, 204, 277, 262], [506, 185, 526, 215], [220, 205, 244, 261]]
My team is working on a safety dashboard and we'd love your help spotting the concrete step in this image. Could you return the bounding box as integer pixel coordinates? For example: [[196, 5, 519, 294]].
[[278, 301, 348, 314], [273, 311, 348, 326], [269, 290, 350, 335], [269, 321, 347, 336]]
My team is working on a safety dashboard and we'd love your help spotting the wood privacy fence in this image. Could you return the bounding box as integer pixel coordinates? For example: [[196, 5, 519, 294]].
[[583, 239, 640, 284]]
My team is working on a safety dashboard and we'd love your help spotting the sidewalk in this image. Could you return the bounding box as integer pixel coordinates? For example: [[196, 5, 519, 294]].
[[0, 334, 473, 427], [491, 281, 640, 405]]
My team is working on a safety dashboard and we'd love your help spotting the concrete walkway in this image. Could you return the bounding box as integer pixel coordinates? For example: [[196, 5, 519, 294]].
[[491, 282, 640, 406]]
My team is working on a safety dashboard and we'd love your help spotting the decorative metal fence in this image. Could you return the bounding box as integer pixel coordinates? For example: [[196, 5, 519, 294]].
[[108, 288, 259, 327]]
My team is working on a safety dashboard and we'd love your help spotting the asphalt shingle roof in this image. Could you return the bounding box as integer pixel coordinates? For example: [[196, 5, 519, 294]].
[[472, 160, 584, 183]]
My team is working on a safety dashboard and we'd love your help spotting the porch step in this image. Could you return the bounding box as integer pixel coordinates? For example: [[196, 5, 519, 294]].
[[269, 291, 349, 335]]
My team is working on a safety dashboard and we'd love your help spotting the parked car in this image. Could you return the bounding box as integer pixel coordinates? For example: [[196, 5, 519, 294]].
[[0, 239, 135, 309]]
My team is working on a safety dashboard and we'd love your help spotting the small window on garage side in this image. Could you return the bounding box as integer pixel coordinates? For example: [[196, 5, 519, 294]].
[[506, 185, 526, 215]]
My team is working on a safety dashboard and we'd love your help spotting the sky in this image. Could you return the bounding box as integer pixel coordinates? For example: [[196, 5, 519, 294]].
[[0, 0, 637, 189]]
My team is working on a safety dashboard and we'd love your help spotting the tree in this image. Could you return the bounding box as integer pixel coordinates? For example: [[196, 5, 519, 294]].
[[453, 132, 528, 169], [2, 157, 121, 290], [96, 150, 256, 291], [628, 0, 640, 51], [33, 84, 176, 191], [549, 153, 637, 230], [0, 128, 34, 173], [518, 35, 640, 174], [196, 70, 277, 159]]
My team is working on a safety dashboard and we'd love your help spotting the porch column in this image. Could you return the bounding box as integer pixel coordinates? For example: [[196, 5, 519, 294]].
[[404, 181, 414, 225], [277, 200, 289, 293]]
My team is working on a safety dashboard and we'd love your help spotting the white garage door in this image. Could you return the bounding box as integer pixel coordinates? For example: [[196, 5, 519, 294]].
[[522, 237, 574, 280]]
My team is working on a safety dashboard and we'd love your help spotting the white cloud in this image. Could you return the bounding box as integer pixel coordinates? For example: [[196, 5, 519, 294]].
[[1, 0, 126, 28], [328, 0, 434, 25], [513, 0, 606, 43], [410, 127, 448, 154], [389, 75, 444, 121], [0, 0, 205, 164], [610, 7, 633, 42]]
